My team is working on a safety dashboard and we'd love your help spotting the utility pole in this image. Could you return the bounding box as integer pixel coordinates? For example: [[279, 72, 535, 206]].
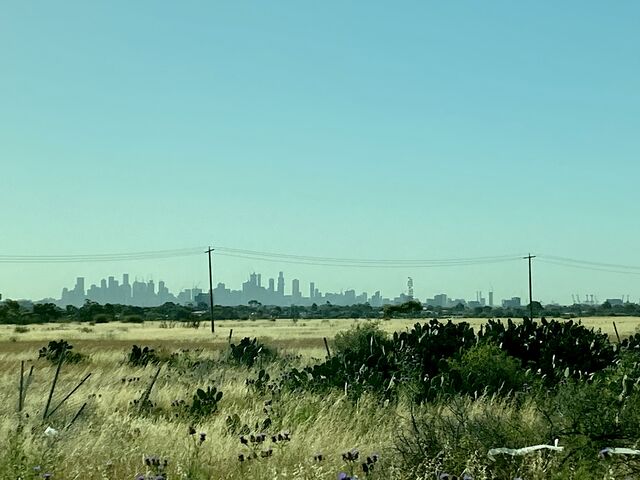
[[523, 253, 536, 319], [206, 247, 215, 333]]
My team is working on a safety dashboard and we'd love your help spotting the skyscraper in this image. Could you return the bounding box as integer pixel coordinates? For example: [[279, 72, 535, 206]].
[[75, 277, 85, 296], [277, 272, 285, 296], [309, 282, 315, 299], [292, 279, 300, 298], [122, 273, 132, 303]]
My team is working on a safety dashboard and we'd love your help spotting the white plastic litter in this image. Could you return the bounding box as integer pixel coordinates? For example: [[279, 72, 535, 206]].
[[44, 426, 59, 437], [599, 447, 640, 457], [488, 441, 563, 461]]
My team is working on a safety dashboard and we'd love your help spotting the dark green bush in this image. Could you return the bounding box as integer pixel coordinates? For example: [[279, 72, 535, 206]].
[[128, 345, 160, 367], [93, 313, 111, 324], [479, 317, 615, 382], [246, 369, 272, 395], [189, 386, 223, 417], [38, 339, 84, 363], [229, 337, 275, 367], [280, 320, 478, 400]]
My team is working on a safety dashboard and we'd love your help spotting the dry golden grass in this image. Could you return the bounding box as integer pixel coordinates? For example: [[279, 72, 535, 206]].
[[0, 316, 638, 479], [0, 319, 406, 479], [1, 315, 637, 345]]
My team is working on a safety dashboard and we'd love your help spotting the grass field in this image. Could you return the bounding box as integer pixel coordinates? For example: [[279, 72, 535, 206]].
[[0, 316, 639, 479], [1, 315, 637, 350]]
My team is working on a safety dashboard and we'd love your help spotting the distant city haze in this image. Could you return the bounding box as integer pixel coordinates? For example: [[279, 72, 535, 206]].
[[56, 271, 498, 308], [49, 270, 620, 309], [2, 252, 640, 306]]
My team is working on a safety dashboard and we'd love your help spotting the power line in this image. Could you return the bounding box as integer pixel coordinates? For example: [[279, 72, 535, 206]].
[[0, 247, 206, 264], [212, 252, 520, 269], [212, 247, 525, 268], [541, 255, 640, 272], [537, 258, 640, 276], [0, 246, 526, 267], [2, 245, 640, 277], [214, 246, 523, 264]]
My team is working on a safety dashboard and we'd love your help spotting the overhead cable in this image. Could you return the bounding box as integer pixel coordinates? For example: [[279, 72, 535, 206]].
[[0, 247, 206, 264]]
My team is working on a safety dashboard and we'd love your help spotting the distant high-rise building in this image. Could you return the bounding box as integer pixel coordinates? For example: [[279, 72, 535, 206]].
[[268, 278, 275, 292], [257, 274, 262, 288], [277, 272, 285, 296], [428, 294, 448, 307], [344, 289, 356, 304], [122, 273, 132, 303], [292, 279, 300, 298], [157, 280, 174, 305], [75, 277, 85, 294], [309, 282, 315, 299], [488, 291, 494, 307], [177, 288, 192, 305], [502, 297, 521, 308]]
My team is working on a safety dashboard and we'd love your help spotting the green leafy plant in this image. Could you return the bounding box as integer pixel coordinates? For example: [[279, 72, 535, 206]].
[[188, 386, 223, 418], [446, 343, 527, 396], [128, 345, 160, 367], [229, 337, 275, 367], [246, 369, 271, 394], [38, 339, 84, 363]]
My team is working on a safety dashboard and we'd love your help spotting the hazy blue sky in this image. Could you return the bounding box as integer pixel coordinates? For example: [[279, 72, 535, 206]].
[[2, 1, 639, 303]]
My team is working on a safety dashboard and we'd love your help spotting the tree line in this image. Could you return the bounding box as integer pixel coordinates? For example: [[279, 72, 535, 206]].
[[1, 297, 640, 324]]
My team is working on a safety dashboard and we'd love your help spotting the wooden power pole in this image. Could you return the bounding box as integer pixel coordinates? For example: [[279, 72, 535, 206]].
[[206, 247, 215, 333], [523, 253, 536, 319]]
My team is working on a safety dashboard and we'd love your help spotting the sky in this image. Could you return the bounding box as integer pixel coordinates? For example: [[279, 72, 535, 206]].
[[1, 1, 640, 304]]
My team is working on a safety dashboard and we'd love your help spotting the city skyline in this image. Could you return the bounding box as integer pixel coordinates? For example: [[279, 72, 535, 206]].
[[7, 269, 631, 308], [3, 247, 640, 306]]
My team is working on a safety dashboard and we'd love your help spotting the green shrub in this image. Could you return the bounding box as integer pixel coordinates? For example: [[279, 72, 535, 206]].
[[333, 321, 389, 358], [13, 326, 29, 334], [446, 343, 527, 396]]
